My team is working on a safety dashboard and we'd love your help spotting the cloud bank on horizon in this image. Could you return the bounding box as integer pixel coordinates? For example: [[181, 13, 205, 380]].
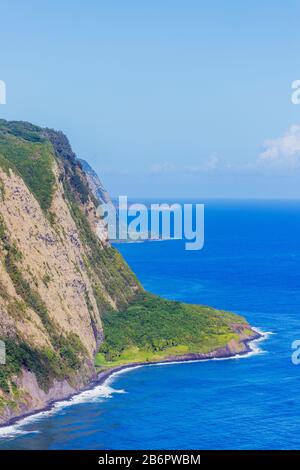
[[1, 1, 300, 198], [149, 125, 300, 176], [260, 125, 300, 172]]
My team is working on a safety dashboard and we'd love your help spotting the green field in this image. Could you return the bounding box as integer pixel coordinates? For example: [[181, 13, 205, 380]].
[[96, 292, 251, 368]]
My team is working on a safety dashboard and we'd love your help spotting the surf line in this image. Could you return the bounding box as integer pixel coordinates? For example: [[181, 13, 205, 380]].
[[0, 328, 270, 437]]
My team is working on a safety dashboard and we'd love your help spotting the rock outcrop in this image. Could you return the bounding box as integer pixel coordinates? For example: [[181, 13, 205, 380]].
[[0, 119, 259, 427], [78, 159, 111, 205], [0, 120, 139, 424]]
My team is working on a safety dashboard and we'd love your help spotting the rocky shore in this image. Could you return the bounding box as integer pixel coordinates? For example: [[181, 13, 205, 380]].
[[96, 327, 263, 385], [0, 327, 263, 430]]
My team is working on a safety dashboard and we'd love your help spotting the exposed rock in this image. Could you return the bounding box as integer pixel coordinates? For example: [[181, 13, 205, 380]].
[[0, 121, 139, 425]]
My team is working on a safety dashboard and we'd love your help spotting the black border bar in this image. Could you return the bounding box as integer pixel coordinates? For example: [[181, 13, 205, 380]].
[[0, 450, 300, 466]]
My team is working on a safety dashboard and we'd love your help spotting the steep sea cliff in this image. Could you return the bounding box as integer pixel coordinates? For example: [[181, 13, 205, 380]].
[[0, 120, 258, 426]]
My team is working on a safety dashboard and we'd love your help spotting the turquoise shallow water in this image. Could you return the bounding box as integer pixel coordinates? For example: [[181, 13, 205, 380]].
[[1, 200, 300, 449]]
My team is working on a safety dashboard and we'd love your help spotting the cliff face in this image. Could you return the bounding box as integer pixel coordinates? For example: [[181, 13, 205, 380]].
[[0, 120, 139, 423], [78, 159, 111, 205], [0, 119, 259, 427]]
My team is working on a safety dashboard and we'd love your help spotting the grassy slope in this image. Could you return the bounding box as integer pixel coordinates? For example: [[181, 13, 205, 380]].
[[0, 120, 255, 405], [0, 120, 55, 211], [0, 120, 138, 400], [96, 292, 253, 368]]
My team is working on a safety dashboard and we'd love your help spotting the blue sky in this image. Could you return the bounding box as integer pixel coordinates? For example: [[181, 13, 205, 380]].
[[1, 0, 300, 198]]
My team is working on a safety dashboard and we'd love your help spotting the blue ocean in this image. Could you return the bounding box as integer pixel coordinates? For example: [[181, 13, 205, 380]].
[[1, 200, 300, 450]]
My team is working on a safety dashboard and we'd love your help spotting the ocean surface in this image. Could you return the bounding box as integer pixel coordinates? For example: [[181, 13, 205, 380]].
[[1, 199, 300, 450]]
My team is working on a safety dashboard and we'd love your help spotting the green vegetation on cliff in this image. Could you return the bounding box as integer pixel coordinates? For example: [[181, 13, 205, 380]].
[[0, 334, 87, 395], [0, 120, 56, 211], [0, 120, 254, 418], [96, 292, 250, 367], [63, 182, 140, 310], [44, 125, 140, 308], [0, 215, 88, 394], [0, 120, 140, 402]]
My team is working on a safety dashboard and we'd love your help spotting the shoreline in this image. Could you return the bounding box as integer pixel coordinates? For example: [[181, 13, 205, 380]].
[[0, 327, 266, 432], [95, 327, 265, 386]]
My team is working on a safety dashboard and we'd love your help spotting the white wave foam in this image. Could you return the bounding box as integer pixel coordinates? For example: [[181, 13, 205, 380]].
[[0, 382, 126, 439], [0, 328, 270, 439], [0, 425, 37, 438], [104, 365, 143, 385], [0, 366, 144, 438], [143, 327, 272, 367]]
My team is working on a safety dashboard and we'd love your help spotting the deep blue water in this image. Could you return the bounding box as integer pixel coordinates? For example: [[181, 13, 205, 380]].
[[1, 200, 300, 449]]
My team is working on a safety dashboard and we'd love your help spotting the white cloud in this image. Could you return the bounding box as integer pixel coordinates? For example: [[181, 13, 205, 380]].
[[150, 162, 176, 174], [188, 155, 224, 173], [149, 125, 300, 178], [258, 124, 300, 171], [150, 155, 226, 175]]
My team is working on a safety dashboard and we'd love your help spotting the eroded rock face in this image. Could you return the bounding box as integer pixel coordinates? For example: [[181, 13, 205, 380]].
[[78, 159, 111, 205], [0, 122, 140, 424], [0, 120, 258, 427], [0, 367, 94, 425], [0, 166, 102, 357]]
